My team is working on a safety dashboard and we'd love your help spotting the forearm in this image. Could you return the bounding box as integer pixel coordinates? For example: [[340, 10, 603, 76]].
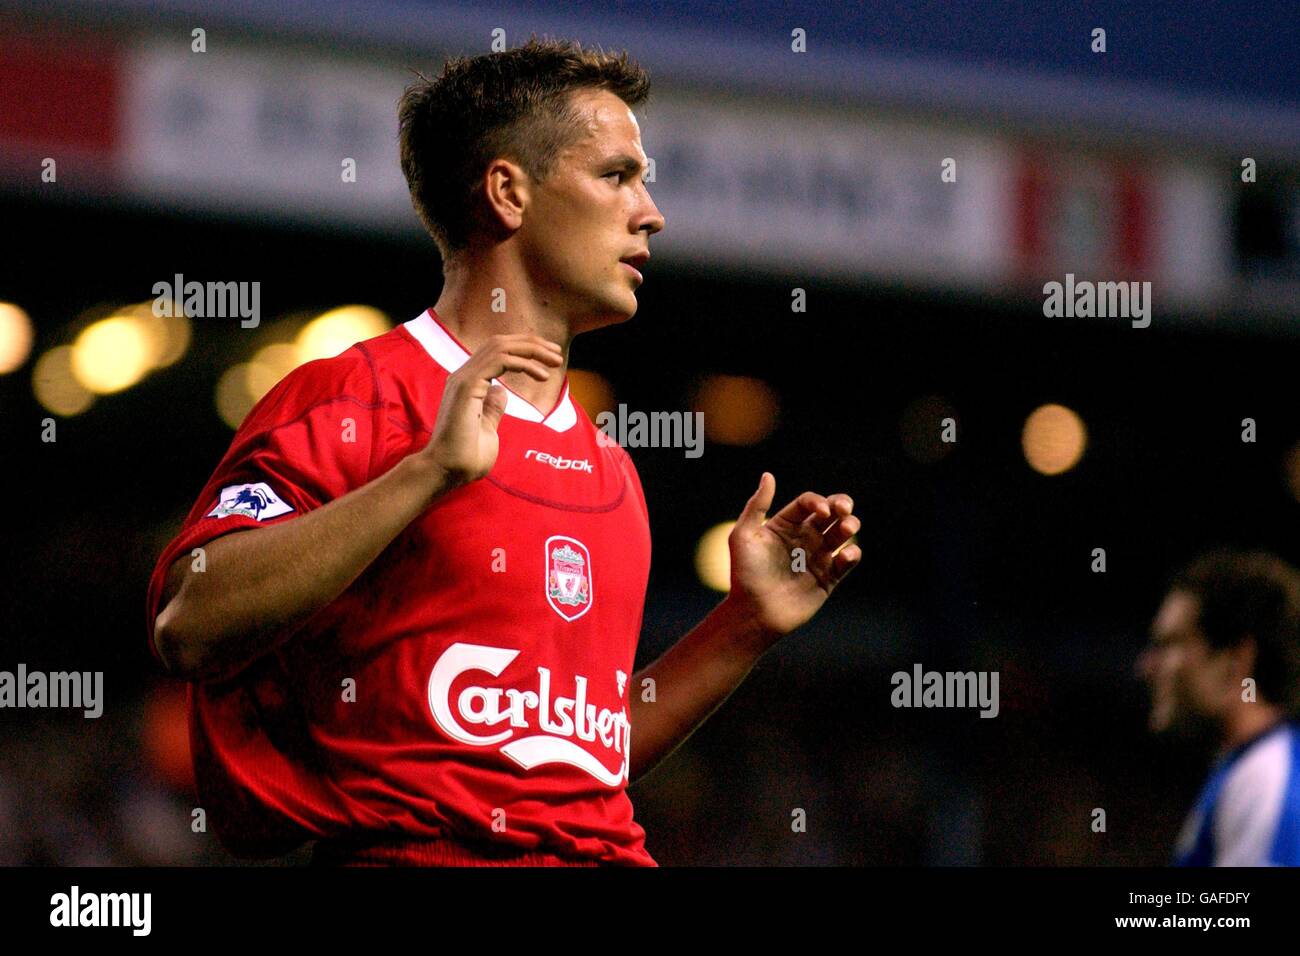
[[155, 453, 454, 680], [628, 595, 777, 783]]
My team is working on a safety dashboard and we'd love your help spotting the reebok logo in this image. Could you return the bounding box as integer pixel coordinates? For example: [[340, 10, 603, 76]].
[[525, 449, 593, 473]]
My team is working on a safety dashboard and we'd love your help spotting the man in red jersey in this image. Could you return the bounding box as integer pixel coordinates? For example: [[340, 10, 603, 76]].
[[146, 37, 861, 866]]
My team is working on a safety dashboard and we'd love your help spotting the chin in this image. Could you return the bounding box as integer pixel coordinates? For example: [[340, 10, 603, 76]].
[[1145, 696, 1179, 735], [585, 296, 637, 330]]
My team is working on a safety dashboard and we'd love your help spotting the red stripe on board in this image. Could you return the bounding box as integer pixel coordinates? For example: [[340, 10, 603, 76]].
[[0, 33, 118, 154], [1115, 167, 1150, 272], [1013, 153, 1047, 270]]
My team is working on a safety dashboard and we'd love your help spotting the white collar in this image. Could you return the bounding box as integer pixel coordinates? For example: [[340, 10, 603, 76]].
[[404, 309, 577, 433]]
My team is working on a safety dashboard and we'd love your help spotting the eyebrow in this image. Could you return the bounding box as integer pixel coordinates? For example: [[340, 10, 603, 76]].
[[600, 154, 647, 176]]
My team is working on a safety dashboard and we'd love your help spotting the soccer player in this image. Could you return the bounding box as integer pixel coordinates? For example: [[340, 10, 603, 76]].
[[1138, 549, 1300, 866], [145, 38, 861, 866]]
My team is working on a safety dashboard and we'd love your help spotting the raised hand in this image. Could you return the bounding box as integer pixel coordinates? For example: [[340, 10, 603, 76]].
[[420, 334, 564, 488], [726, 472, 861, 640]]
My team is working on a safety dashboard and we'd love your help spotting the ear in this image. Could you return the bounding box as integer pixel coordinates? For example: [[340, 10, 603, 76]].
[[1227, 635, 1260, 683], [482, 158, 530, 234]]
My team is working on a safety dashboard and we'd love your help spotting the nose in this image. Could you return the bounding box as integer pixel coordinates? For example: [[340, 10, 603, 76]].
[[1135, 646, 1156, 681], [636, 183, 665, 237]]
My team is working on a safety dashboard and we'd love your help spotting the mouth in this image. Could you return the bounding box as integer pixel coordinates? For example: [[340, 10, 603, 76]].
[[619, 251, 649, 283]]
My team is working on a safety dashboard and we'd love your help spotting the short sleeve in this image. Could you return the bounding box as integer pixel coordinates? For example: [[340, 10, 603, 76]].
[[612, 441, 649, 528], [144, 343, 387, 664], [1212, 735, 1290, 865]]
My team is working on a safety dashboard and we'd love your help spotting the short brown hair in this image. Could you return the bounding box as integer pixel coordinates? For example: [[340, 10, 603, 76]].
[[1169, 549, 1300, 709], [398, 36, 651, 262]]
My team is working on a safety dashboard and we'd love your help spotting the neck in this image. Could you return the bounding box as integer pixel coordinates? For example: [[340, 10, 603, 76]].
[[1218, 701, 1285, 758], [432, 251, 573, 413]]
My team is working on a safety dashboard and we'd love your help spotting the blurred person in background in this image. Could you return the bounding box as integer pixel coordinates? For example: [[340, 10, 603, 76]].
[[1138, 549, 1300, 866]]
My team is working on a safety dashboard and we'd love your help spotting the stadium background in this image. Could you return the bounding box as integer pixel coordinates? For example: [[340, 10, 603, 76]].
[[0, 0, 1297, 864]]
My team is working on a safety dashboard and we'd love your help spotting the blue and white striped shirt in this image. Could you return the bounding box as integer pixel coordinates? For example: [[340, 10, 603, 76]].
[[1174, 720, 1300, 866]]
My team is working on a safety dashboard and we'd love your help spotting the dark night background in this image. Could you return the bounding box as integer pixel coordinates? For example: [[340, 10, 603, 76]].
[[1, 0, 1298, 865]]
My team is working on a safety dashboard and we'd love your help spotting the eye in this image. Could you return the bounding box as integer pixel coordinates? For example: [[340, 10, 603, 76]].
[[604, 171, 623, 183]]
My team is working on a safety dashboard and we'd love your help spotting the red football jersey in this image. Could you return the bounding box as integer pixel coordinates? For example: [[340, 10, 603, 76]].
[[145, 308, 656, 866]]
